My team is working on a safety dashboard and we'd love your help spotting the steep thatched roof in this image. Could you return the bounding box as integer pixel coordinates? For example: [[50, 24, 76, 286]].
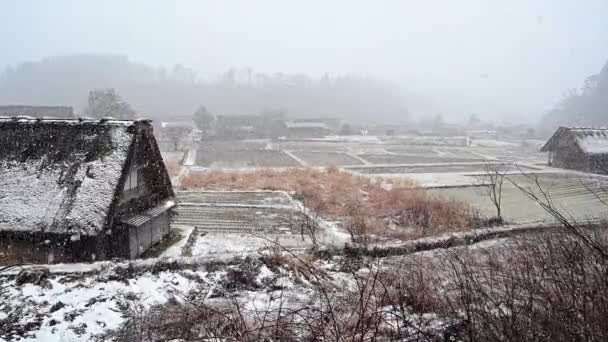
[[0, 118, 151, 235], [541, 127, 608, 155]]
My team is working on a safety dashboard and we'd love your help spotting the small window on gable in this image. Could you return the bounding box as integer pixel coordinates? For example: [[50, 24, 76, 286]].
[[124, 168, 139, 191], [137, 167, 145, 187]]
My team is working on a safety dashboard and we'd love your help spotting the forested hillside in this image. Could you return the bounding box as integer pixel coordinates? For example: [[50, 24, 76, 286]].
[[542, 61, 608, 128], [0, 55, 410, 123]]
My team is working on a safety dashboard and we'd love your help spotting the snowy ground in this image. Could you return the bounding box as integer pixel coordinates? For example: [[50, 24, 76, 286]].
[[0, 230, 518, 341], [0, 269, 208, 341]]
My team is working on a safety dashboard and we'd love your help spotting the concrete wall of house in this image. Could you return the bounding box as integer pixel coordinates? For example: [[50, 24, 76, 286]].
[[127, 212, 171, 259]]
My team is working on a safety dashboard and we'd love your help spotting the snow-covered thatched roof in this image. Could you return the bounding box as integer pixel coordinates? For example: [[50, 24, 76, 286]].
[[541, 127, 608, 155], [0, 117, 144, 235]]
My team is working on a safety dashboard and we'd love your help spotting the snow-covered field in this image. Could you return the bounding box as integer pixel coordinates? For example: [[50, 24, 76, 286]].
[[192, 136, 545, 169], [432, 173, 608, 224]]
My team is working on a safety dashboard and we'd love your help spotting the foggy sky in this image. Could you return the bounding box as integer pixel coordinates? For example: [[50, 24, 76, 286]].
[[2, 0, 608, 123]]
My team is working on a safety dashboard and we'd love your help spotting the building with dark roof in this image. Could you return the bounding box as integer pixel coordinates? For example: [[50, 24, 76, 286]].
[[540, 127, 608, 174], [215, 114, 261, 139], [0, 105, 74, 118], [0, 117, 175, 264], [285, 121, 332, 138]]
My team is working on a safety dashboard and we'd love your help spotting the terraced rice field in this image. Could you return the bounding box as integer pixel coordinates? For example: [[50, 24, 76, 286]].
[[468, 147, 546, 163], [168, 191, 310, 258], [173, 191, 301, 233], [173, 205, 303, 234], [432, 173, 608, 224], [347, 163, 537, 174], [291, 151, 364, 166], [357, 154, 487, 165], [192, 137, 548, 169], [274, 141, 350, 152], [196, 149, 300, 168], [383, 146, 441, 155], [178, 191, 293, 206]]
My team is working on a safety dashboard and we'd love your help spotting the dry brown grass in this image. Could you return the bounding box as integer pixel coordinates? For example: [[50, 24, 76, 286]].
[[181, 168, 480, 240], [163, 159, 181, 178]]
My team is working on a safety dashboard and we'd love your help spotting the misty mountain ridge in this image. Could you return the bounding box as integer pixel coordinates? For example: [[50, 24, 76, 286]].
[[542, 60, 608, 128], [0, 54, 411, 124]]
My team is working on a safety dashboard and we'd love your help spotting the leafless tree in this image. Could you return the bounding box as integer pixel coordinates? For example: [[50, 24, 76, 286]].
[[297, 197, 322, 248], [481, 162, 509, 222]]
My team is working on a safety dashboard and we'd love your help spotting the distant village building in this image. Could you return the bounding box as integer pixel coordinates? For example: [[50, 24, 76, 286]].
[[0, 105, 74, 118], [467, 130, 498, 140], [213, 115, 340, 140], [291, 117, 341, 131], [216, 114, 260, 139], [0, 117, 175, 264], [368, 124, 414, 136], [541, 127, 608, 174], [285, 121, 332, 138], [159, 121, 197, 151]]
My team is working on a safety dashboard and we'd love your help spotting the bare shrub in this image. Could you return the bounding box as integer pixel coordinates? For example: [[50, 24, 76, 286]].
[[108, 296, 287, 342], [105, 227, 608, 342], [433, 231, 608, 342], [105, 257, 446, 341], [297, 191, 326, 247]]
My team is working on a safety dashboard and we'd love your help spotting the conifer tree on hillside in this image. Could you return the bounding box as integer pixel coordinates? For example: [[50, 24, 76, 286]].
[[193, 106, 215, 136]]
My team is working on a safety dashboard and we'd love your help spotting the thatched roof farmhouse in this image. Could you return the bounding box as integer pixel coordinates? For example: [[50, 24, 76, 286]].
[[541, 127, 608, 174], [0, 117, 175, 264]]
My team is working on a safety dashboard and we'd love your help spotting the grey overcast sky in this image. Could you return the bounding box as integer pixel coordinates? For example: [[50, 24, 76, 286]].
[[1, 0, 608, 122]]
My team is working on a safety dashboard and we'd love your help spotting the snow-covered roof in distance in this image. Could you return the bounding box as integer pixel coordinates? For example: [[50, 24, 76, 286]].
[[541, 127, 608, 155], [0, 118, 143, 235], [285, 121, 329, 129], [160, 121, 194, 129]]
